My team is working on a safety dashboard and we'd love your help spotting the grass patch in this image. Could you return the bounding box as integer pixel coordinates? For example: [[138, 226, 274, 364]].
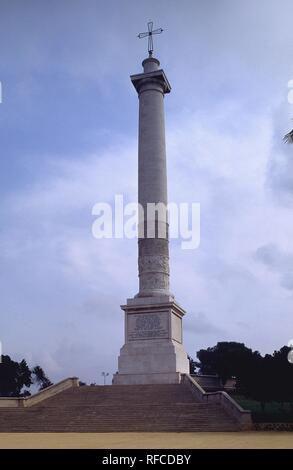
[[232, 394, 293, 423]]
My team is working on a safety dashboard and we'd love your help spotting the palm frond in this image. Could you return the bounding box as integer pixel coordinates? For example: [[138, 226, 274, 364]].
[[284, 129, 293, 144]]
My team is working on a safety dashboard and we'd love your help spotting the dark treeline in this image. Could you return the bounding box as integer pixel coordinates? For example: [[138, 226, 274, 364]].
[[190, 342, 293, 410]]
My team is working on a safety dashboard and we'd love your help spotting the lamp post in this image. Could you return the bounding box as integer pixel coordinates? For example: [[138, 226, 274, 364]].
[[101, 372, 109, 385]]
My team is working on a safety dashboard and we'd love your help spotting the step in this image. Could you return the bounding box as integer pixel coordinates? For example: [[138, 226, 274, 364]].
[[0, 383, 239, 432]]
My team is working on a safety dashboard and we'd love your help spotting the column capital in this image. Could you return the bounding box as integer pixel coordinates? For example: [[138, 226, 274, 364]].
[[130, 69, 171, 95]]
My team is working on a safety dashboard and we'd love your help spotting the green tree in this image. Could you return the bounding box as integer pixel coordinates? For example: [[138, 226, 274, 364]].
[[32, 365, 53, 391], [237, 353, 273, 411], [284, 129, 293, 143], [197, 342, 257, 385], [269, 346, 293, 405], [0, 355, 32, 397], [0, 355, 53, 397], [188, 355, 200, 374]]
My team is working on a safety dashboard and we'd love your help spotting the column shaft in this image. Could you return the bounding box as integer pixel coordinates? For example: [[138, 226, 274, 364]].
[[134, 59, 170, 297]]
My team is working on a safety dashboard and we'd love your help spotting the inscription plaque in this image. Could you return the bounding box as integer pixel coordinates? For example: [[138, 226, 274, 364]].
[[127, 312, 169, 341]]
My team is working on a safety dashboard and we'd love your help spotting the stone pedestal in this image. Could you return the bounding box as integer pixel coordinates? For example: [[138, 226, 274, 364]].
[[113, 295, 190, 385]]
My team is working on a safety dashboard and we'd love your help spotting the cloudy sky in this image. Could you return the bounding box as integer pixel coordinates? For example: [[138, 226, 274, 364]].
[[0, 0, 293, 384]]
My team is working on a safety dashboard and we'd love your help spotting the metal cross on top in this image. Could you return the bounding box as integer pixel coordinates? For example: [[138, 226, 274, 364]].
[[138, 21, 163, 57]]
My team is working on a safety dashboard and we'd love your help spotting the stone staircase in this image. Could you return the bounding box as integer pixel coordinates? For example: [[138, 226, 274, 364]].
[[0, 383, 239, 432]]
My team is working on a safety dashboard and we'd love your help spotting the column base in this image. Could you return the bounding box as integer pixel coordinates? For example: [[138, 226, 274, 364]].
[[113, 296, 190, 385], [112, 372, 182, 385]]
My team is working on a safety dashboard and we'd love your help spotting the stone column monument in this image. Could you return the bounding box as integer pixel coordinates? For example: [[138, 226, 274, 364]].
[[113, 26, 189, 385]]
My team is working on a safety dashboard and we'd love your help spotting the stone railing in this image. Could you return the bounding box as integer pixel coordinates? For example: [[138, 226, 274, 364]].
[[0, 397, 21, 408], [182, 374, 252, 430], [0, 377, 79, 408]]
